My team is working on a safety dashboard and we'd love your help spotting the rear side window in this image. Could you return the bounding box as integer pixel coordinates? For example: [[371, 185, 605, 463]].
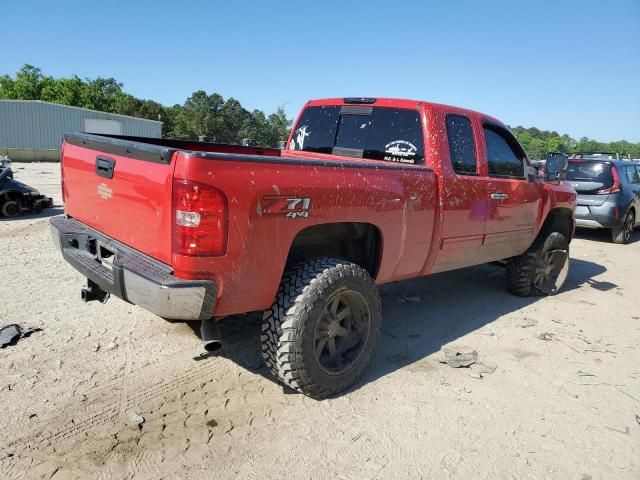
[[446, 114, 477, 175], [483, 125, 526, 178], [623, 165, 640, 184], [290, 106, 424, 164], [567, 161, 613, 188]]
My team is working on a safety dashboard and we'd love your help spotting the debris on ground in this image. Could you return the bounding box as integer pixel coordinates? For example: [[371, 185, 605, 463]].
[[125, 409, 145, 428], [539, 332, 555, 341], [605, 426, 629, 435], [468, 361, 497, 379], [519, 318, 538, 328], [0, 324, 41, 348], [473, 362, 497, 374], [440, 349, 478, 368]]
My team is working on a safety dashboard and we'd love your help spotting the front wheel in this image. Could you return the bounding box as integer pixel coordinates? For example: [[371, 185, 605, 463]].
[[1, 200, 20, 218], [507, 232, 570, 296], [611, 210, 635, 244], [261, 258, 381, 399]]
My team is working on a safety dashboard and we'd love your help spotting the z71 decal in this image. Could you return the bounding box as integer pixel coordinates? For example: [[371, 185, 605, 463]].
[[261, 195, 311, 219]]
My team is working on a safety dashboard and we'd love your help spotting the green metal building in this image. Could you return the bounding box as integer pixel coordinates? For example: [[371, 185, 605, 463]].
[[0, 100, 162, 161]]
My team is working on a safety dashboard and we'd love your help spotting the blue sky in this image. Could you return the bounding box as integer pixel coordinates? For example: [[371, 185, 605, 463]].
[[1, 0, 639, 141]]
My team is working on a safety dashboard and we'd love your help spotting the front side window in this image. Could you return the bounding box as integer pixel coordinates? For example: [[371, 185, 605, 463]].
[[446, 114, 477, 175], [483, 125, 526, 178], [290, 106, 424, 165]]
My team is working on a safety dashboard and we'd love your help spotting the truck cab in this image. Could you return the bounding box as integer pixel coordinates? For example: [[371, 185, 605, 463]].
[[285, 98, 575, 273]]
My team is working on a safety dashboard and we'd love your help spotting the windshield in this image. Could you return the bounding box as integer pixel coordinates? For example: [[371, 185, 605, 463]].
[[289, 106, 425, 165], [567, 161, 613, 187]]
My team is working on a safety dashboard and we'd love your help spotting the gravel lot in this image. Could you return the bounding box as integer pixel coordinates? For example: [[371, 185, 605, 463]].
[[1, 162, 639, 480]]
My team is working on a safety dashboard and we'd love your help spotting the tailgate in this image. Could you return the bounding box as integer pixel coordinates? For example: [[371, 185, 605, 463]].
[[62, 133, 177, 265]]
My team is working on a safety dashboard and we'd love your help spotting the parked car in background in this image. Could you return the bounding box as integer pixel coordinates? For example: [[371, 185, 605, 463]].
[[0, 156, 53, 217], [568, 154, 640, 243]]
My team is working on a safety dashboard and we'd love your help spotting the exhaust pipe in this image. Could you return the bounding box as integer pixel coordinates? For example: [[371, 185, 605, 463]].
[[200, 318, 223, 353]]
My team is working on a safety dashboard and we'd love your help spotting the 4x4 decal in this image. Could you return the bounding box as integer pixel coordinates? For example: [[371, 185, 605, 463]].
[[261, 195, 311, 219]]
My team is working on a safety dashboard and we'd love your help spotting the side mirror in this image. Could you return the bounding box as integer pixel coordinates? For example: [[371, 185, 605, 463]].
[[544, 153, 569, 182]]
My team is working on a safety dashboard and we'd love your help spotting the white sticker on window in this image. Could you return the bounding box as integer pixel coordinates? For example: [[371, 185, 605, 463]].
[[384, 140, 417, 164], [293, 125, 310, 149]]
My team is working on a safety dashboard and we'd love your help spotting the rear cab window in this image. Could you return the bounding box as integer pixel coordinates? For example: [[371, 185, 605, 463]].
[[289, 106, 425, 165], [446, 114, 477, 175]]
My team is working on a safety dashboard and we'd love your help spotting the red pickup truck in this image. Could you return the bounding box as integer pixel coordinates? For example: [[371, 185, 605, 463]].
[[51, 97, 576, 398]]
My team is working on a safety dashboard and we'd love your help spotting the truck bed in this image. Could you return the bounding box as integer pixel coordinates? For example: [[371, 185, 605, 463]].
[[61, 132, 437, 316]]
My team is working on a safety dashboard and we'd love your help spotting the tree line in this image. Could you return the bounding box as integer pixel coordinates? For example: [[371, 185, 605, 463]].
[[510, 126, 640, 160], [0, 65, 290, 146], [1, 65, 639, 157]]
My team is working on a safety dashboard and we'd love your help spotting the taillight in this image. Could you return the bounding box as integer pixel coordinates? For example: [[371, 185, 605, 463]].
[[172, 179, 228, 256], [596, 166, 621, 195]]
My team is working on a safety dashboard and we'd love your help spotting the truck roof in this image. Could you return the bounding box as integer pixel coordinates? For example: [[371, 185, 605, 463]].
[[305, 97, 502, 125]]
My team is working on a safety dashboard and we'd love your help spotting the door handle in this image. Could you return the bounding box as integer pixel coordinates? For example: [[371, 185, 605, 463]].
[[490, 193, 509, 200], [96, 156, 115, 179]]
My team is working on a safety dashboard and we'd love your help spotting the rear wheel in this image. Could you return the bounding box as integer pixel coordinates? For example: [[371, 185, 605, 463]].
[[261, 257, 381, 399], [611, 210, 635, 244], [507, 232, 570, 296], [1, 200, 20, 218]]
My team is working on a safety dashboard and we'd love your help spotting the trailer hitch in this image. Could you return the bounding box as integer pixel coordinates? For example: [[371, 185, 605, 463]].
[[81, 279, 110, 303]]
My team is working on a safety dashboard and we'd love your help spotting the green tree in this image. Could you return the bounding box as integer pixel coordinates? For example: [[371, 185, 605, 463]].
[[217, 98, 250, 143], [40, 75, 86, 106], [12, 64, 45, 99], [80, 77, 124, 112], [170, 90, 224, 140], [268, 107, 292, 145], [0, 74, 16, 98]]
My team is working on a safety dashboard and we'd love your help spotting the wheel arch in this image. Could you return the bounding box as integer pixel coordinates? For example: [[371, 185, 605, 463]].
[[537, 207, 574, 243], [0, 189, 24, 204], [286, 222, 383, 279]]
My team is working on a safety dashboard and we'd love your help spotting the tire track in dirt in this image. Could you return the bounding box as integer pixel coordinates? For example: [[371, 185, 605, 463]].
[[4, 315, 266, 459], [4, 353, 229, 453], [94, 450, 165, 480]]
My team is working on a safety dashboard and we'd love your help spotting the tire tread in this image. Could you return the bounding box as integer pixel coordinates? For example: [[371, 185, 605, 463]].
[[261, 257, 380, 398]]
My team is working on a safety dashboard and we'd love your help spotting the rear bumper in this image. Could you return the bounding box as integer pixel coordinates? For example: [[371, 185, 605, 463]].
[[574, 201, 624, 229], [50, 216, 217, 320]]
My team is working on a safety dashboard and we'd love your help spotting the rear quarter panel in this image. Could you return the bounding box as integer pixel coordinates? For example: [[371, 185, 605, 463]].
[[173, 152, 437, 315]]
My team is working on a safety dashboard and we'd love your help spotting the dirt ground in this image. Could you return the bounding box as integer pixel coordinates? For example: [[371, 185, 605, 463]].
[[1, 162, 639, 480]]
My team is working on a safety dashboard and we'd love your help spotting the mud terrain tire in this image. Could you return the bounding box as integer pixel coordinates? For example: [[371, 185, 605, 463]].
[[261, 257, 381, 399], [507, 232, 570, 296]]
